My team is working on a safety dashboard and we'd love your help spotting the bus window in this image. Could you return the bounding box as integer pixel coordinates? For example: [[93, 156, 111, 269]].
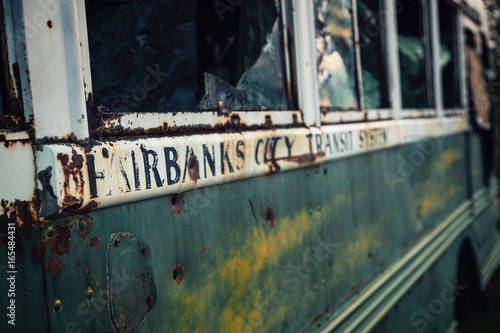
[[356, 0, 389, 109], [438, 0, 460, 108], [314, 0, 359, 110], [396, 0, 432, 109], [85, 0, 292, 113]]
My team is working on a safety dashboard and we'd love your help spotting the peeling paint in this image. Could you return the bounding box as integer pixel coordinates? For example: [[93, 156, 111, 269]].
[[0, 199, 37, 259], [45, 257, 64, 278], [44, 225, 71, 257]]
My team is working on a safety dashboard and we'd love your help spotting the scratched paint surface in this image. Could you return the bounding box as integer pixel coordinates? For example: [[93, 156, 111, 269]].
[[36, 131, 492, 333]]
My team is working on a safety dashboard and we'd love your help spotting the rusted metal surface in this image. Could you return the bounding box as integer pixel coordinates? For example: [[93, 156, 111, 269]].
[[89, 109, 303, 138], [0, 199, 37, 259], [0, 4, 23, 122]]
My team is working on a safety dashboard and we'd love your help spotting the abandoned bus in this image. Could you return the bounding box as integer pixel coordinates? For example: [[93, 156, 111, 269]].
[[1, 0, 499, 332]]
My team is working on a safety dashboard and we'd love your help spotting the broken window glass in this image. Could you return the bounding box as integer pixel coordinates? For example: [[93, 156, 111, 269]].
[[396, 0, 432, 109], [356, 0, 389, 109], [439, 1, 460, 108], [314, 0, 359, 110], [85, 0, 291, 113]]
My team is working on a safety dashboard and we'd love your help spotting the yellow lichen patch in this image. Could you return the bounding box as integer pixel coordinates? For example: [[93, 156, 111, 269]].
[[166, 210, 303, 332], [174, 285, 212, 333], [217, 209, 320, 332], [418, 197, 436, 218], [344, 224, 381, 271], [443, 150, 461, 168]]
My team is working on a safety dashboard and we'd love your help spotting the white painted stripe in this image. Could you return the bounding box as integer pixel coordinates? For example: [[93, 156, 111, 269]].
[[36, 117, 469, 219]]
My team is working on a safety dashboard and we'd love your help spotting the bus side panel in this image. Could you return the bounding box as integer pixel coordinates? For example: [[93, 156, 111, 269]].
[[38, 136, 493, 333]]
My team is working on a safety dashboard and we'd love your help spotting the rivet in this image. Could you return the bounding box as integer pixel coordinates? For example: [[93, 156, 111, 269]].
[[308, 209, 313, 215], [79, 220, 87, 231], [306, 171, 310, 177], [317, 205, 321, 212], [313, 285, 318, 291], [53, 299, 62, 312], [46, 227, 54, 238], [321, 279, 326, 285], [85, 288, 94, 300], [140, 246, 147, 256]]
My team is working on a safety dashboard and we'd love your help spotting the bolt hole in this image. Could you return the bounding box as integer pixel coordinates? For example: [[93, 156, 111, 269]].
[[173, 262, 185, 286], [140, 246, 147, 256], [79, 221, 87, 231], [170, 194, 185, 215], [47, 20, 53, 28]]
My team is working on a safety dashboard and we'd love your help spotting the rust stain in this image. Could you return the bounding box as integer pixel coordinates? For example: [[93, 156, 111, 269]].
[[77, 216, 93, 239], [102, 147, 109, 158], [0, 199, 37, 259], [57, 149, 85, 214], [264, 207, 275, 228], [31, 243, 42, 261], [81, 200, 98, 212], [89, 108, 300, 139], [170, 194, 185, 215], [173, 262, 185, 286], [349, 280, 365, 293], [46, 257, 63, 278], [44, 225, 71, 257], [187, 154, 199, 181], [89, 236, 101, 249]]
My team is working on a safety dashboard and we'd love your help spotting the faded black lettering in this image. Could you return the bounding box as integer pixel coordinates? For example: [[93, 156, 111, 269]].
[[164, 147, 180, 185]]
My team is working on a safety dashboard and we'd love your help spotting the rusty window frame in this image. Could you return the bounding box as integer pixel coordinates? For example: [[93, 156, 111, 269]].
[[82, 0, 305, 139], [0, 0, 30, 131]]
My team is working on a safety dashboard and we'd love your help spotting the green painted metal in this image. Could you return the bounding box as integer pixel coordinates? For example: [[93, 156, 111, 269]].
[[21, 131, 498, 333]]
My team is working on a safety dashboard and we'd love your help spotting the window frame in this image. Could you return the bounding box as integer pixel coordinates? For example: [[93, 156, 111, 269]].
[[316, 0, 395, 124], [81, 0, 308, 138], [0, 0, 31, 131], [18, 0, 475, 141]]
